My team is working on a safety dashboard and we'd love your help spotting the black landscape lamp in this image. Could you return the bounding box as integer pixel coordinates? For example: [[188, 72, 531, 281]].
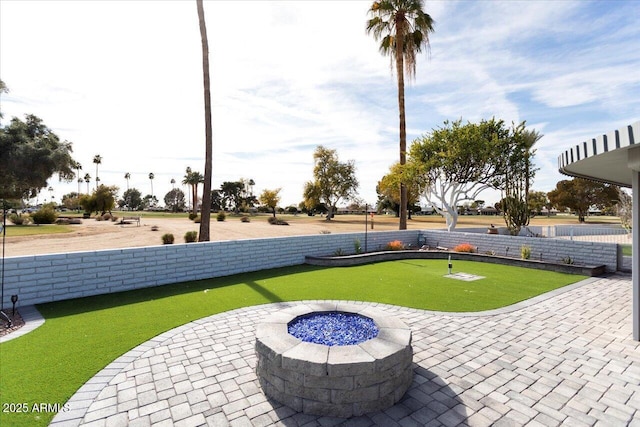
[[11, 295, 18, 317]]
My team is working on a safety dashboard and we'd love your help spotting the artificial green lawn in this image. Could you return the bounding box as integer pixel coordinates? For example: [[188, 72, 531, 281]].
[[0, 260, 587, 426]]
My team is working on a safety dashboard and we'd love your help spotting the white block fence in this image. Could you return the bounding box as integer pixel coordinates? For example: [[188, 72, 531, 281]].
[[0, 229, 619, 308]]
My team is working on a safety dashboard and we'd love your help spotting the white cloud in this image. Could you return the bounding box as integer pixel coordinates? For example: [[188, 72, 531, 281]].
[[1, 0, 639, 208]]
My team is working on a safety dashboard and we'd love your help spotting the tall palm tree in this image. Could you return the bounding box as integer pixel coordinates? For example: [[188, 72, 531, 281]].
[[148, 173, 155, 198], [197, 0, 213, 241], [84, 173, 91, 194], [367, 0, 434, 230], [93, 154, 102, 190], [124, 172, 131, 192]]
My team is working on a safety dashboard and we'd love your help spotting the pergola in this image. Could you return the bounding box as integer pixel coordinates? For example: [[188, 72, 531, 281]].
[[559, 121, 640, 341]]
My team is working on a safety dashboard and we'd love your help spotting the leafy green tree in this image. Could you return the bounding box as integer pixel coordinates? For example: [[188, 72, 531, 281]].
[[164, 188, 186, 212], [527, 190, 548, 216], [367, 0, 434, 230], [61, 192, 80, 210], [303, 146, 358, 220], [377, 161, 427, 219], [209, 189, 223, 212], [221, 181, 244, 213], [547, 178, 619, 223], [0, 114, 77, 200], [80, 185, 118, 215], [408, 118, 512, 231], [120, 188, 142, 210], [142, 194, 158, 210], [259, 188, 282, 217]]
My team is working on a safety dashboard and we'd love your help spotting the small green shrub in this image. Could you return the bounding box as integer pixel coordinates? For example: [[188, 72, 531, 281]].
[[9, 213, 28, 225], [188, 213, 198, 221], [333, 248, 345, 256], [521, 245, 531, 260], [562, 256, 574, 265], [31, 207, 57, 224], [354, 238, 362, 254], [217, 211, 226, 222], [161, 233, 175, 244], [184, 231, 198, 243]]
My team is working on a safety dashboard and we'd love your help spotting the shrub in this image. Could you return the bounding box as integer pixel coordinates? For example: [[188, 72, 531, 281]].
[[188, 213, 198, 221], [217, 211, 226, 222], [31, 207, 57, 224], [521, 245, 531, 260], [562, 256, 574, 265], [194, 217, 201, 223], [102, 213, 112, 221], [385, 240, 405, 251], [354, 238, 362, 254], [9, 213, 28, 225], [268, 217, 289, 225], [184, 231, 198, 243], [453, 243, 475, 253], [241, 215, 250, 223], [333, 248, 345, 256], [161, 233, 175, 244]]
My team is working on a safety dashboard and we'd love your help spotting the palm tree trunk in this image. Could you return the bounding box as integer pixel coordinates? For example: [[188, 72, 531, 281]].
[[197, 0, 212, 241], [396, 32, 408, 230]]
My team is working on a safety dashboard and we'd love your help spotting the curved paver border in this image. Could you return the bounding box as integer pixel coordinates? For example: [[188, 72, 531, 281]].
[[0, 305, 45, 344]]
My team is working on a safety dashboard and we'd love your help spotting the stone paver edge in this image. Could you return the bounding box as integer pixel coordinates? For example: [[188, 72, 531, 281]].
[[0, 305, 45, 344], [47, 274, 605, 426]]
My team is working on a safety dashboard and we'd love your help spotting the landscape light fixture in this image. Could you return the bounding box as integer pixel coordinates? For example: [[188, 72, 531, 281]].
[[11, 294, 18, 317]]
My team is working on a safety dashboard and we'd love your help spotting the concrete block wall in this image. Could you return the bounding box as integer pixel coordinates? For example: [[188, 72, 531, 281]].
[[1, 230, 419, 307], [419, 230, 618, 272]]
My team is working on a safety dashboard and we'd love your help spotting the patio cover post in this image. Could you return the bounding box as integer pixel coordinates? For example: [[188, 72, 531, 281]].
[[628, 147, 640, 341]]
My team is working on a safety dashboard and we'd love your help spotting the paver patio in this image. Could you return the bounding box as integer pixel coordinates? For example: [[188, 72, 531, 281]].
[[50, 274, 640, 426]]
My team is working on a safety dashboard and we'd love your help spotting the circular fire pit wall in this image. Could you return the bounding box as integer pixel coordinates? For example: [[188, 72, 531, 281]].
[[255, 303, 413, 418]]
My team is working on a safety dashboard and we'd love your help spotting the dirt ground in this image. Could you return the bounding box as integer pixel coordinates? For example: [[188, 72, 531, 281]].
[[2, 215, 444, 257], [2, 213, 607, 258]]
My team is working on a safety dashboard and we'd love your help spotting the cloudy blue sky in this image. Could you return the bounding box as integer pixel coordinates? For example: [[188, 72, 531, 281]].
[[1, 0, 639, 208]]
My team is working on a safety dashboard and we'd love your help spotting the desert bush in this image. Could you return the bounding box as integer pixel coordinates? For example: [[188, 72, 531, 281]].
[[217, 211, 226, 222], [453, 243, 475, 253], [241, 215, 250, 223], [31, 207, 57, 224], [161, 233, 175, 244], [333, 248, 345, 256], [194, 217, 201, 223], [188, 213, 198, 221], [521, 245, 531, 260], [184, 231, 198, 243], [101, 213, 112, 221], [268, 216, 289, 225], [385, 240, 405, 251], [9, 213, 29, 225]]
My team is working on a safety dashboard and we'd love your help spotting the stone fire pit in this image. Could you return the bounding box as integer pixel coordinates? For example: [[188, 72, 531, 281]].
[[255, 303, 413, 418]]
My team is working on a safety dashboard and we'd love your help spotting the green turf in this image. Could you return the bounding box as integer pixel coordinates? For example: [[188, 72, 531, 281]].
[[3, 224, 73, 237], [0, 260, 586, 426]]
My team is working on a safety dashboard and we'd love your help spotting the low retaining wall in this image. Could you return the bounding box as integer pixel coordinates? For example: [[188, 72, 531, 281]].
[[419, 230, 618, 273], [1, 228, 619, 308], [305, 251, 606, 276]]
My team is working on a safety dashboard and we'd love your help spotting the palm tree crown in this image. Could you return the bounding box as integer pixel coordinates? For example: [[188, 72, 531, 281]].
[[93, 154, 102, 189], [366, 0, 434, 230]]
